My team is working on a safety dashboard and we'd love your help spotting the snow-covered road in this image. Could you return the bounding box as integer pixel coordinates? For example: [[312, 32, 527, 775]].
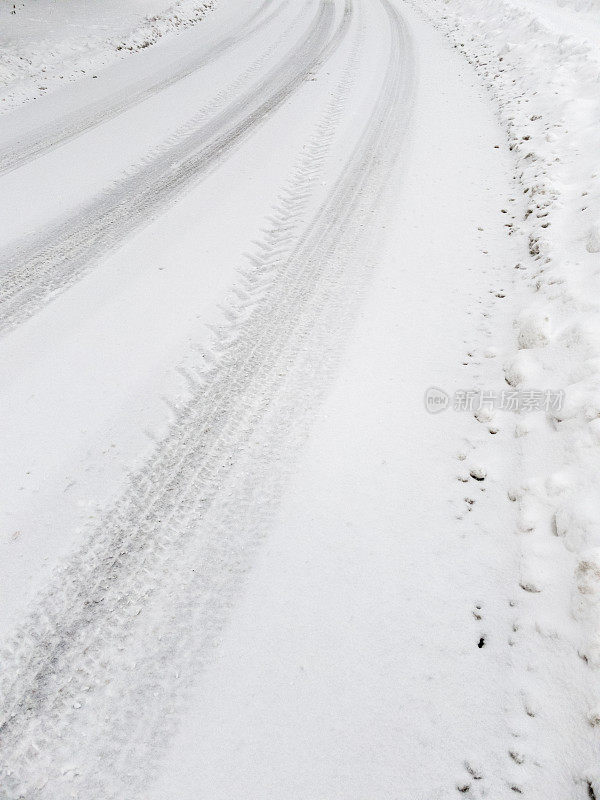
[[0, 0, 597, 797]]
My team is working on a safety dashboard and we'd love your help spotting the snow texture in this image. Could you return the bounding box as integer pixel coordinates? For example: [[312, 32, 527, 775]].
[[411, 0, 600, 791]]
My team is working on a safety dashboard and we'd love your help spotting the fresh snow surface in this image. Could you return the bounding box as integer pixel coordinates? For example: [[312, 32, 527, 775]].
[[0, 0, 599, 797]]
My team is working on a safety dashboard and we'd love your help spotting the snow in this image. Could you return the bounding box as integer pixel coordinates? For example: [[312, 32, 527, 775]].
[[1, 0, 599, 796], [0, 0, 215, 111], [145, 14, 530, 795], [0, 0, 329, 638], [408, 0, 600, 791]]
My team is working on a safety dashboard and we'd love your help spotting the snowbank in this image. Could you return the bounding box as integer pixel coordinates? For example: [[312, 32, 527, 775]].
[[411, 0, 600, 789]]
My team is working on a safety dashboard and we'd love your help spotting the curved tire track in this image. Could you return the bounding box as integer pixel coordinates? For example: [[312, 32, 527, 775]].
[[0, 0, 413, 796], [0, 0, 344, 338], [0, 0, 281, 176]]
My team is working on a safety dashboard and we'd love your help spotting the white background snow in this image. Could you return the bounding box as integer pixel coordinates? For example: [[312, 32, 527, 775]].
[[0, 0, 599, 797]]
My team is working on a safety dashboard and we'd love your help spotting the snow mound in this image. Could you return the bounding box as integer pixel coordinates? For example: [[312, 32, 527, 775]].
[[411, 0, 600, 782]]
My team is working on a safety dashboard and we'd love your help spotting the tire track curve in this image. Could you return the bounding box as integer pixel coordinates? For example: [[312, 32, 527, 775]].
[[0, 0, 413, 796], [0, 0, 281, 176], [0, 0, 346, 338]]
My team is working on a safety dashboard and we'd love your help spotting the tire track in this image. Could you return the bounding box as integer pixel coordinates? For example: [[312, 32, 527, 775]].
[[0, 0, 281, 176], [0, 0, 414, 796], [0, 0, 341, 338], [0, 10, 360, 790]]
